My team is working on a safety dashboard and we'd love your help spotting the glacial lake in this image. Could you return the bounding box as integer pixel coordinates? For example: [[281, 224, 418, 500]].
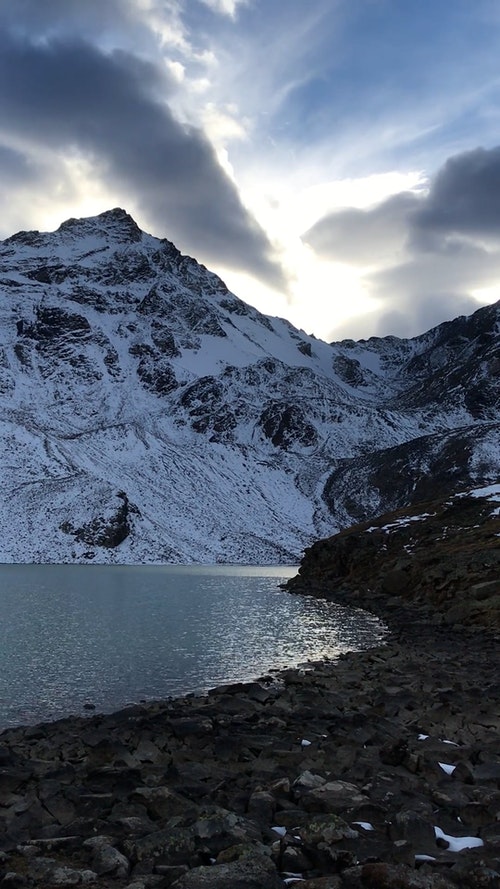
[[0, 564, 386, 729]]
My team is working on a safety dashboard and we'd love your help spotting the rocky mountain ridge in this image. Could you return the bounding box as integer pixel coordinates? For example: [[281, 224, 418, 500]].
[[0, 208, 498, 563]]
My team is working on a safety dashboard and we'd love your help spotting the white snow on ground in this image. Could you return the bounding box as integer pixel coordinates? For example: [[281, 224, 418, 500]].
[[454, 484, 500, 522], [455, 484, 500, 502], [438, 762, 456, 775], [366, 513, 436, 533], [434, 826, 484, 852]]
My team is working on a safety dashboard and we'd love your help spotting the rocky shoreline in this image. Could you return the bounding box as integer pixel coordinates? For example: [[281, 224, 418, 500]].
[[0, 581, 498, 889]]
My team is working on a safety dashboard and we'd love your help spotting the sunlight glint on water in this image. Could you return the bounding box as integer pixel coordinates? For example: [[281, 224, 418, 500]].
[[0, 564, 386, 728]]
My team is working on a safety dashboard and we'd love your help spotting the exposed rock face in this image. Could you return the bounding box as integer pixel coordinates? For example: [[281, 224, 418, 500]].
[[259, 402, 318, 449], [287, 486, 500, 630], [60, 491, 140, 550], [0, 208, 499, 563]]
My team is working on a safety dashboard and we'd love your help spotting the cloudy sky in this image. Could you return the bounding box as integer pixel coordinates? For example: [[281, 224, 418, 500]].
[[1, 0, 500, 341]]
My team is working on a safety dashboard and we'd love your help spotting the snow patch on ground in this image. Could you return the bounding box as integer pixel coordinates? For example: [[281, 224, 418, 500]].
[[366, 513, 436, 534], [434, 826, 484, 852], [457, 483, 500, 501]]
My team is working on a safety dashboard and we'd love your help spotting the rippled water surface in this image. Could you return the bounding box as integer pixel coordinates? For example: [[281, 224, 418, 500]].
[[0, 564, 386, 728]]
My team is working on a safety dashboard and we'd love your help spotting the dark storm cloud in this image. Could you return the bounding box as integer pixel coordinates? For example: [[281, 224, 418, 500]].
[[0, 0, 138, 39], [304, 146, 500, 338], [0, 31, 285, 288], [0, 145, 39, 184], [411, 147, 500, 249], [304, 192, 418, 266]]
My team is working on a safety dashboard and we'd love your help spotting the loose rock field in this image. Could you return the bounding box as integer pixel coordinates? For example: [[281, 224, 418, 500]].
[[0, 609, 498, 888]]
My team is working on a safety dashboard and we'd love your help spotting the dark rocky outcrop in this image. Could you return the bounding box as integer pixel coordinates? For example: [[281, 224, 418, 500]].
[[24, 305, 92, 344], [259, 402, 318, 450], [136, 355, 178, 397], [290, 489, 500, 630], [60, 491, 140, 549], [178, 377, 237, 438], [150, 324, 180, 358], [332, 355, 367, 388]]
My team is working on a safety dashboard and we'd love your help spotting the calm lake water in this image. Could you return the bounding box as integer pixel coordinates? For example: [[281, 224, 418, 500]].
[[0, 564, 386, 729]]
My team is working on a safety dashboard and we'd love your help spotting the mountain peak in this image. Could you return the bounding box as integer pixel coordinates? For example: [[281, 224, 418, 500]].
[[56, 207, 143, 244]]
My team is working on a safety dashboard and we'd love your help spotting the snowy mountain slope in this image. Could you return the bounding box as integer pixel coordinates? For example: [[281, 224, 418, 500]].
[[322, 421, 500, 527], [0, 208, 498, 563], [333, 300, 500, 420]]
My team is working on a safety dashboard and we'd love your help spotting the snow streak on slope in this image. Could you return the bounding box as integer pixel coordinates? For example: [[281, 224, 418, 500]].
[[0, 209, 498, 563]]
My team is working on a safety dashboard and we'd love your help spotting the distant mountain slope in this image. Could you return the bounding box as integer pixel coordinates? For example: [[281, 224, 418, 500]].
[[0, 209, 498, 563], [323, 422, 500, 527], [333, 298, 500, 419]]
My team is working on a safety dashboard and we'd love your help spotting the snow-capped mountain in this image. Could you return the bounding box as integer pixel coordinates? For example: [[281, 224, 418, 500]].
[[0, 208, 498, 563]]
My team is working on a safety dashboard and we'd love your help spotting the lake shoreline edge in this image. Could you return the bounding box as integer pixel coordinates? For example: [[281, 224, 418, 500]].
[[0, 574, 499, 887]]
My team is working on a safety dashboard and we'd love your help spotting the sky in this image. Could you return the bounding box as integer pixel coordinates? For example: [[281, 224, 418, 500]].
[[1, 1, 500, 342]]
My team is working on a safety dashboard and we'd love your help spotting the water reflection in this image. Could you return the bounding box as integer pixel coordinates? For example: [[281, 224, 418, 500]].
[[0, 564, 386, 728]]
